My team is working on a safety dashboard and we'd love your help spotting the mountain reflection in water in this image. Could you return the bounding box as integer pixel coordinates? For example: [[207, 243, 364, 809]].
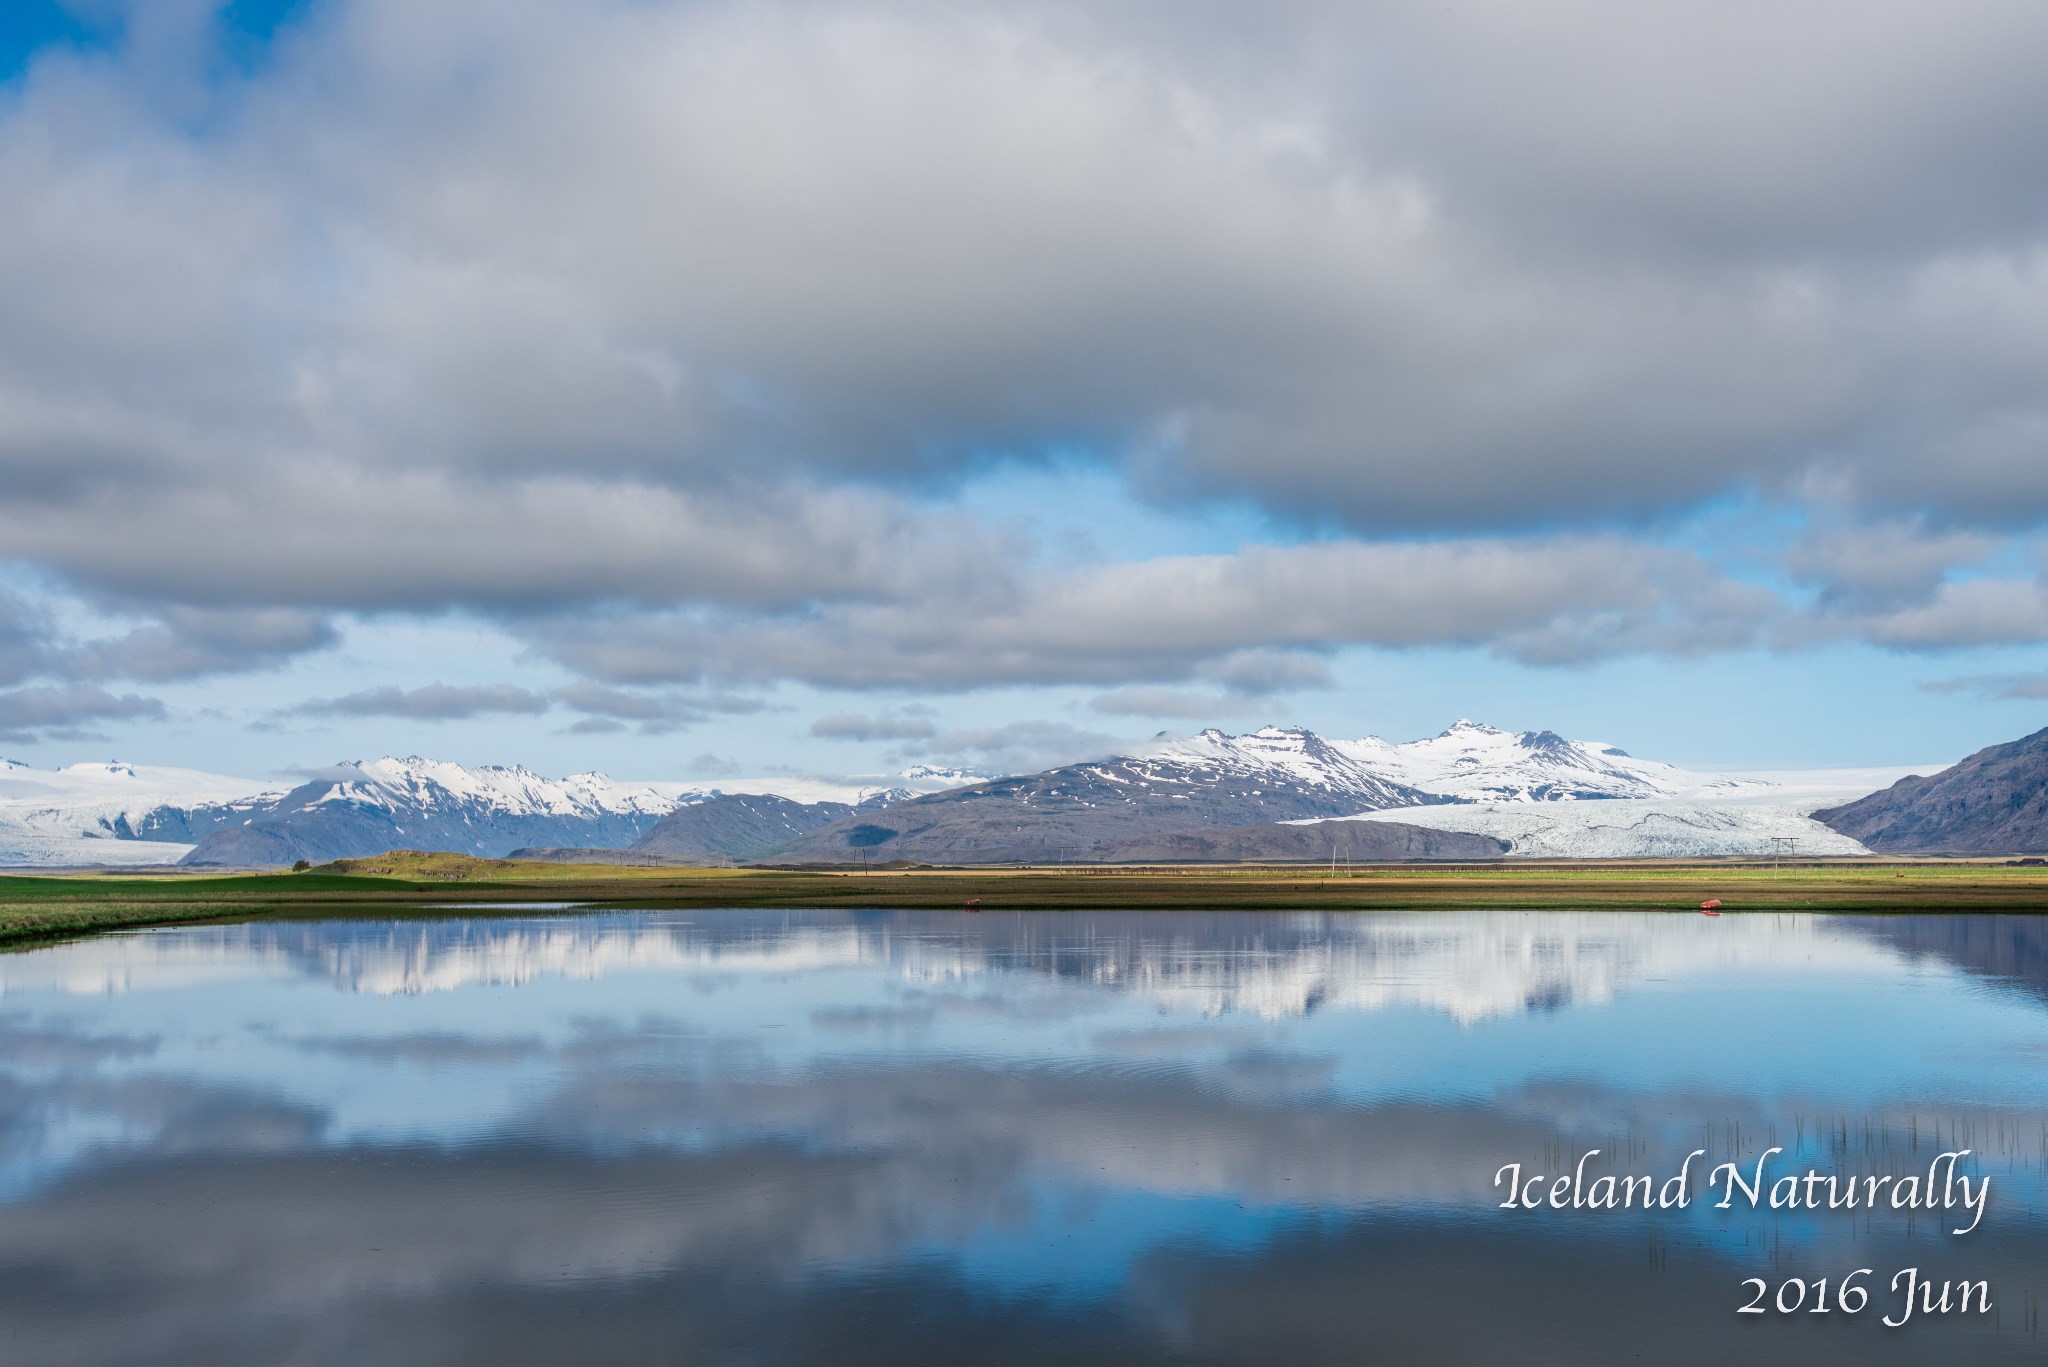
[[2, 909, 2045, 1366]]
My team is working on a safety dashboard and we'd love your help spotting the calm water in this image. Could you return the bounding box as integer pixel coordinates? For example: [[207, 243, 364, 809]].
[[3, 909, 2046, 1365]]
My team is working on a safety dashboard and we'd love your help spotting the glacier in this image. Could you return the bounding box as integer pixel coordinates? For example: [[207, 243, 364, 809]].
[[0, 760, 280, 867]]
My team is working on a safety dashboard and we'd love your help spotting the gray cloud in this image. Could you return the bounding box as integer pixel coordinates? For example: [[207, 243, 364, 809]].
[[294, 683, 552, 720], [1088, 687, 1249, 720], [1784, 521, 2000, 612], [63, 607, 338, 682], [1092, 648, 1336, 718], [0, 591, 53, 686], [907, 719, 1121, 773], [0, 0, 2043, 694], [550, 681, 768, 734], [550, 683, 687, 722], [0, 590, 336, 689], [532, 537, 1772, 689], [1195, 649, 1334, 695], [809, 712, 938, 741], [0, 684, 165, 742], [1855, 578, 2048, 650], [1919, 672, 2048, 701]]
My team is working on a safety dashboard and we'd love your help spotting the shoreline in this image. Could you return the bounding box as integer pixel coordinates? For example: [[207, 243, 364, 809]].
[[6, 854, 2048, 946]]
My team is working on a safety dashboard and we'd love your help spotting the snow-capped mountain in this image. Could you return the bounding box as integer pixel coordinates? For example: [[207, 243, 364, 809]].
[[0, 759, 281, 867], [0, 726, 1883, 867], [1121, 726, 1442, 810], [177, 757, 700, 867], [1152, 720, 1768, 804], [772, 730, 1443, 864], [297, 757, 692, 820], [0, 753, 997, 868], [896, 764, 1000, 787], [780, 723, 1857, 864], [175, 757, 1008, 867]]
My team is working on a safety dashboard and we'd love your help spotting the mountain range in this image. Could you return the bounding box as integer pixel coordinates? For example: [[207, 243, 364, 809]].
[[7, 717, 2027, 868]]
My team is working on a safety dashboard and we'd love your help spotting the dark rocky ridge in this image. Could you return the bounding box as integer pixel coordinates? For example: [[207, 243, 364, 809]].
[[1084, 820, 1505, 863], [1813, 726, 2048, 854], [767, 754, 1444, 865], [504, 848, 701, 866], [629, 794, 855, 862]]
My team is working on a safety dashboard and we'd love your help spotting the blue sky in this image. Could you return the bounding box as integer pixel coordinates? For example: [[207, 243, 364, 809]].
[[2, 0, 2046, 784]]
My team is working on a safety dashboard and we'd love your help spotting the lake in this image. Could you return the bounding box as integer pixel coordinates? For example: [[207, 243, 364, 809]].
[[3, 908, 2045, 1364]]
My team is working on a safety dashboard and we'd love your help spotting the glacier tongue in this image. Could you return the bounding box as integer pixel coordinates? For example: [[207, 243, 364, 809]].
[[1335, 801, 1870, 858], [0, 760, 279, 868]]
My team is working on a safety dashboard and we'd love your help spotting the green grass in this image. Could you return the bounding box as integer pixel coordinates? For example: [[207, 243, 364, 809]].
[[4, 854, 2046, 947]]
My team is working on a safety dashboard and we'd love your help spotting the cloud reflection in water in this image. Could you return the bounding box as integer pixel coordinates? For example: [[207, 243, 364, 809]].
[[1, 909, 2045, 1365]]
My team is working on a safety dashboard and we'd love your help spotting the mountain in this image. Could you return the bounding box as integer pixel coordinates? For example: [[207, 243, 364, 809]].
[[1085, 820, 1505, 862], [1313, 719, 1770, 802], [1813, 727, 2048, 854], [0, 723, 1845, 868], [0, 759, 280, 867], [1331, 801, 1869, 859], [627, 793, 860, 862], [770, 727, 1443, 864], [771, 723, 1832, 864], [171, 758, 986, 868], [179, 758, 698, 867]]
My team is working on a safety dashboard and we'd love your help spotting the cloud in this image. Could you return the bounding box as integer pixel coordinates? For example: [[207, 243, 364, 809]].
[[0, 0, 2045, 701], [907, 719, 1121, 772], [0, 684, 165, 742], [549, 682, 767, 734], [1856, 577, 2048, 650], [809, 712, 938, 741], [0, 589, 335, 688], [1783, 520, 1999, 612], [532, 537, 1772, 689], [1088, 687, 1248, 720], [293, 683, 551, 720], [1195, 649, 1335, 695], [62, 607, 338, 681], [1919, 672, 2048, 701], [1091, 648, 1336, 718], [0, 590, 54, 686]]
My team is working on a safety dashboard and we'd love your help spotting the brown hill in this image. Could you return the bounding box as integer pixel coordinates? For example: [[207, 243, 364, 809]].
[[1813, 726, 2048, 854]]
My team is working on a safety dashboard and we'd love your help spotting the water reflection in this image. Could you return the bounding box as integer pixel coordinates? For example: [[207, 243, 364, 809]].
[[2, 910, 2046, 1365]]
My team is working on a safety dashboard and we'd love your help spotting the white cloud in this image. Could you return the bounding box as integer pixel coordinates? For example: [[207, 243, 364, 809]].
[[1, 0, 2045, 706]]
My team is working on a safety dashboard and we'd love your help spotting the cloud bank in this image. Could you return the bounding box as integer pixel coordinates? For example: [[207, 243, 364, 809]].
[[1, 0, 2046, 722]]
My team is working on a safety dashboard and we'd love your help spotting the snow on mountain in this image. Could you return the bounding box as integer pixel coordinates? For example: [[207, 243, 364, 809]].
[[1319, 719, 1771, 802], [0, 732, 1892, 867], [299, 757, 695, 819], [1334, 801, 1869, 859], [1129, 727, 1439, 809], [896, 764, 1000, 787], [0, 754, 1008, 868], [1134, 720, 1767, 805], [1157, 722, 1872, 858], [0, 760, 279, 867]]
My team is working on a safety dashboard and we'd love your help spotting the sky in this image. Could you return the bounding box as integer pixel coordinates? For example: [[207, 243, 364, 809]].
[[1, 0, 2046, 785]]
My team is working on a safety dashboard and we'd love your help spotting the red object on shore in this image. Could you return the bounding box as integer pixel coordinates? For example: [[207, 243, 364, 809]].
[[1699, 898, 1723, 914]]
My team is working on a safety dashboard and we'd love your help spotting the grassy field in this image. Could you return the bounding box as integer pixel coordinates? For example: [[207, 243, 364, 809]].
[[3, 849, 2048, 946]]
